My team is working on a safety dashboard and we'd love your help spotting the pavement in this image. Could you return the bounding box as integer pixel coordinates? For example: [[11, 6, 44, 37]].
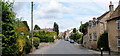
[[30, 39, 109, 54]]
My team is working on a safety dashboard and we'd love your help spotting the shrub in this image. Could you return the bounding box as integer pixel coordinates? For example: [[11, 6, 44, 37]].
[[69, 33, 83, 42], [16, 38, 26, 55], [56, 36, 60, 39], [33, 31, 56, 43], [48, 36, 54, 42], [76, 38, 82, 44], [97, 32, 109, 51], [2, 1, 19, 55], [33, 37, 40, 49], [24, 37, 32, 54]]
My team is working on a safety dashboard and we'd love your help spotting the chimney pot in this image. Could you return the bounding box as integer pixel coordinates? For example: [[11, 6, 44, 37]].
[[93, 17, 96, 20], [110, 1, 112, 5], [119, 0, 120, 5], [109, 1, 114, 12]]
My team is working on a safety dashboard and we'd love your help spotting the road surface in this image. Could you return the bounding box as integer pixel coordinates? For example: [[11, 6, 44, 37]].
[[30, 40, 105, 54]]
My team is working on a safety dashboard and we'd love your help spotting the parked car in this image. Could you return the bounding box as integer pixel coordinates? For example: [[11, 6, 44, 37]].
[[70, 39, 74, 43], [68, 38, 71, 42]]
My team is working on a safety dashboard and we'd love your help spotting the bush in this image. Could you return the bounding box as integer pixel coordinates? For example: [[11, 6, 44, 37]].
[[2, 1, 19, 55], [16, 38, 26, 55], [24, 37, 32, 54], [39, 35, 54, 42], [33, 31, 56, 43], [97, 32, 109, 51], [47, 36, 54, 42], [76, 38, 82, 44], [33, 37, 40, 49], [69, 33, 83, 42]]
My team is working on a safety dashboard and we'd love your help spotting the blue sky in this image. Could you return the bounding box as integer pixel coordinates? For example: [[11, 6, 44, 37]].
[[11, 0, 119, 32]]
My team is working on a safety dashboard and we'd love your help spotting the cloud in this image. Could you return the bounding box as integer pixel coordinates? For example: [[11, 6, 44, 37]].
[[11, 0, 119, 32], [34, 0, 70, 19]]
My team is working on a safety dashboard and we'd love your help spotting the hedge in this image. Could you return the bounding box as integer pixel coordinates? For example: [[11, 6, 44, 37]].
[[33, 37, 40, 49]]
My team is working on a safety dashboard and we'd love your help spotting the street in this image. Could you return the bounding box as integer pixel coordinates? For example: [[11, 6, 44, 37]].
[[30, 40, 104, 54]]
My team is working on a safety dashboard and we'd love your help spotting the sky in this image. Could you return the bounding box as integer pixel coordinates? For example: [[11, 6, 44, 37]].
[[8, 0, 119, 32]]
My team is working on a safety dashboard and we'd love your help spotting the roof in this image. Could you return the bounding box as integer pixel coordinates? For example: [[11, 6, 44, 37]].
[[97, 11, 109, 20], [107, 5, 120, 21]]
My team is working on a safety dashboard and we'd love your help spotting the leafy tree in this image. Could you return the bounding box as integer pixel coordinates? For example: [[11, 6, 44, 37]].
[[73, 28, 77, 33], [97, 32, 109, 51], [1, 1, 18, 55], [53, 22, 59, 36], [69, 33, 83, 42], [34, 25, 40, 30], [22, 21, 30, 31], [79, 22, 89, 35]]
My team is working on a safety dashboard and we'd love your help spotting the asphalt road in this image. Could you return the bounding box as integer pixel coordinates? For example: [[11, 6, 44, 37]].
[[30, 40, 105, 54]]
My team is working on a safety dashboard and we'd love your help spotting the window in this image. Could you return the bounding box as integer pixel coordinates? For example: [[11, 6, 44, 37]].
[[116, 19, 120, 30], [89, 34, 92, 41], [89, 22, 94, 28], [118, 37, 120, 47], [89, 22, 92, 28], [93, 33, 97, 41]]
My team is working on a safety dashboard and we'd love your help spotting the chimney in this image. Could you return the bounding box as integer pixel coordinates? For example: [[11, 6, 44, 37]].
[[93, 17, 96, 20], [119, 0, 120, 5], [109, 1, 114, 11]]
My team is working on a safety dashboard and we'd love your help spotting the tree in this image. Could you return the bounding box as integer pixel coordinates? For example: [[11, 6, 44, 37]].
[[97, 32, 109, 51], [1, 1, 18, 55], [22, 21, 30, 31], [34, 25, 40, 30], [73, 28, 77, 33], [53, 22, 59, 36], [69, 33, 82, 42], [79, 22, 89, 35]]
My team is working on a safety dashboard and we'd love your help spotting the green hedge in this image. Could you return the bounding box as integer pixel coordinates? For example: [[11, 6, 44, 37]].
[[33, 31, 56, 42], [69, 33, 83, 42], [39, 35, 54, 42], [33, 37, 40, 49]]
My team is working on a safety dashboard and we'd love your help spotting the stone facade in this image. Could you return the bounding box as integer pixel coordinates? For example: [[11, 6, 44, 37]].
[[83, 2, 114, 50], [107, 5, 120, 52]]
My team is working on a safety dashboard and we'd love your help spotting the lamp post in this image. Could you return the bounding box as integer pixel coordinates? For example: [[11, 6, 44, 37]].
[[108, 47, 111, 55], [80, 21, 83, 44], [101, 47, 103, 56]]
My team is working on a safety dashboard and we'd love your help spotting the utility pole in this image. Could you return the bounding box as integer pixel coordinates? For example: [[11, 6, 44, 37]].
[[31, 1, 33, 51], [81, 21, 82, 33], [80, 21, 83, 44]]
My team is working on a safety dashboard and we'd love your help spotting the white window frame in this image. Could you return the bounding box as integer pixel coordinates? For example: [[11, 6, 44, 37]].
[[116, 19, 120, 30]]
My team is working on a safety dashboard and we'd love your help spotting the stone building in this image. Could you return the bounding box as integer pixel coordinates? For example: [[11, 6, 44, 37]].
[[107, 1, 120, 51], [83, 2, 114, 49]]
